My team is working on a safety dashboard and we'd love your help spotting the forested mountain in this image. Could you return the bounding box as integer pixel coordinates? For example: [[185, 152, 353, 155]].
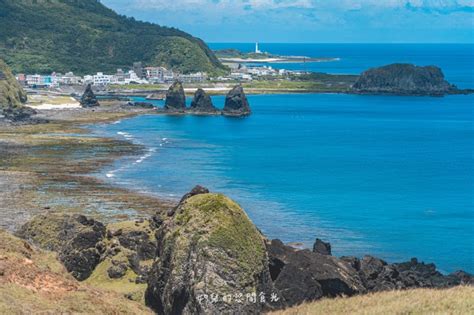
[[0, 0, 226, 75]]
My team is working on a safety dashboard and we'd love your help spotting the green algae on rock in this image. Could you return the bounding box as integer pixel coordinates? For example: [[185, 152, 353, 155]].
[[145, 191, 279, 314]]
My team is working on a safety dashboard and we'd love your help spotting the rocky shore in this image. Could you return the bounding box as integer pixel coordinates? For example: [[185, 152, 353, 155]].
[[10, 186, 473, 314]]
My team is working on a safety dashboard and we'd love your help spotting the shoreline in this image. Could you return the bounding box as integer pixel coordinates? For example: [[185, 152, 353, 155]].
[[0, 104, 176, 232]]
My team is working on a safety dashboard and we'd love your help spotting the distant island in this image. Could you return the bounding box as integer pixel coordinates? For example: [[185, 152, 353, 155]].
[[214, 46, 339, 64]]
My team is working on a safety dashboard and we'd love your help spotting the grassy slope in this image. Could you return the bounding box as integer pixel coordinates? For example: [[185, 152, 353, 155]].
[[0, 229, 152, 314], [270, 286, 474, 315], [0, 0, 226, 75]]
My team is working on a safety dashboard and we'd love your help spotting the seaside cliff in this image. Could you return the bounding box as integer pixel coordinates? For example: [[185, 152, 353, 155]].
[[12, 186, 473, 314]]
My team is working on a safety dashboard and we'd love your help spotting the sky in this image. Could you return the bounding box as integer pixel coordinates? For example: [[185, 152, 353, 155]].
[[101, 0, 474, 43]]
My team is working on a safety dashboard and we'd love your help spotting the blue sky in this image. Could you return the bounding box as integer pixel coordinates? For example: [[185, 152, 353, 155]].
[[101, 0, 474, 43]]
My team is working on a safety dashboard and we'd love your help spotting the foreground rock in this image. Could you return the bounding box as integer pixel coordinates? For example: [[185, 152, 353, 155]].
[[80, 83, 100, 107], [16, 213, 162, 302], [189, 88, 219, 114], [0, 229, 152, 314], [223, 85, 251, 116], [164, 81, 186, 112], [268, 239, 366, 307], [145, 188, 278, 314], [352, 63, 458, 96], [16, 213, 106, 280]]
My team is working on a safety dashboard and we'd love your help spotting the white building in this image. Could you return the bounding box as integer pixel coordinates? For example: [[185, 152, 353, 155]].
[[178, 72, 207, 83], [93, 72, 112, 86], [255, 42, 262, 54]]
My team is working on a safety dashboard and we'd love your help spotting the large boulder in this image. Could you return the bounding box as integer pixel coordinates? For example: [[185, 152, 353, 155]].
[[352, 63, 457, 95], [164, 81, 186, 112], [16, 213, 106, 281], [189, 88, 218, 114], [145, 188, 279, 314], [223, 85, 251, 116], [267, 239, 366, 307], [80, 83, 100, 108]]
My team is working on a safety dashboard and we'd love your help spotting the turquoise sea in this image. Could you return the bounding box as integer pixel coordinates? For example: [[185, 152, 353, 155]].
[[92, 44, 474, 273]]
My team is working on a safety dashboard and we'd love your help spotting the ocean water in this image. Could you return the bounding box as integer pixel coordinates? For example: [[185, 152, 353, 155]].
[[92, 44, 474, 273]]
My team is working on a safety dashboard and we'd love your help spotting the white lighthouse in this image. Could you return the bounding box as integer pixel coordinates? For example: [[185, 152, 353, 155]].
[[255, 42, 262, 54]]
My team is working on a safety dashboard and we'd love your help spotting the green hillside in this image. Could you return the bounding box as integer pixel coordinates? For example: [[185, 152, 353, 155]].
[[0, 0, 226, 75]]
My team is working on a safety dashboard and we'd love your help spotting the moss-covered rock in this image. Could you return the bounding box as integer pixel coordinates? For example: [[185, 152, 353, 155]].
[[0, 59, 33, 121], [145, 190, 279, 314], [0, 229, 152, 314], [16, 213, 106, 280]]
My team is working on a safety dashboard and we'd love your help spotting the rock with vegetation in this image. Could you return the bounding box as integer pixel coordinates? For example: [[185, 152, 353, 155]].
[[0, 229, 152, 314], [223, 85, 251, 116], [0, 0, 226, 75], [0, 59, 34, 121], [145, 187, 279, 314], [80, 84, 100, 108], [352, 63, 458, 95], [189, 88, 219, 114], [164, 81, 186, 112], [267, 239, 366, 307], [16, 213, 162, 303], [16, 213, 106, 281]]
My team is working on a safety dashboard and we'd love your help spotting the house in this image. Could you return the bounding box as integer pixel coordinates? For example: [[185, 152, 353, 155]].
[[93, 72, 112, 86]]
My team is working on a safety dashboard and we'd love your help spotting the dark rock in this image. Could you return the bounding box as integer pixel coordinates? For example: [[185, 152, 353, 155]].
[[352, 63, 457, 96], [118, 231, 156, 260], [107, 262, 128, 279], [267, 239, 365, 307], [164, 81, 185, 112], [132, 102, 154, 109], [223, 85, 251, 116], [313, 238, 331, 255], [17, 213, 106, 281], [80, 83, 100, 107], [189, 88, 218, 113], [340, 256, 361, 271]]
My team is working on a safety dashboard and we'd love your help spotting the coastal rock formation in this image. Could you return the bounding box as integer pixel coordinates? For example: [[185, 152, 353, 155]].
[[223, 85, 251, 116], [0, 59, 33, 121], [189, 88, 219, 113], [357, 256, 472, 291], [164, 81, 186, 112], [145, 188, 278, 314], [267, 239, 366, 307], [16, 213, 106, 281], [313, 238, 331, 255], [352, 63, 457, 95], [0, 229, 153, 314], [80, 84, 100, 108]]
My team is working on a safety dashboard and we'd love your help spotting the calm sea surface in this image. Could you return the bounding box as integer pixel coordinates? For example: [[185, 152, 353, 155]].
[[92, 44, 474, 273]]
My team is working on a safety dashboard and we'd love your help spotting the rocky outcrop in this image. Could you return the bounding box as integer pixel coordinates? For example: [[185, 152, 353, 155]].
[[356, 256, 472, 291], [352, 63, 458, 96], [16, 213, 106, 281], [223, 85, 251, 116], [0, 229, 153, 314], [267, 239, 366, 307], [80, 84, 100, 108], [0, 59, 33, 122], [145, 187, 279, 314], [313, 238, 331, 255], [164, 81, 186, 112], [189, 88, 219, 114]]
